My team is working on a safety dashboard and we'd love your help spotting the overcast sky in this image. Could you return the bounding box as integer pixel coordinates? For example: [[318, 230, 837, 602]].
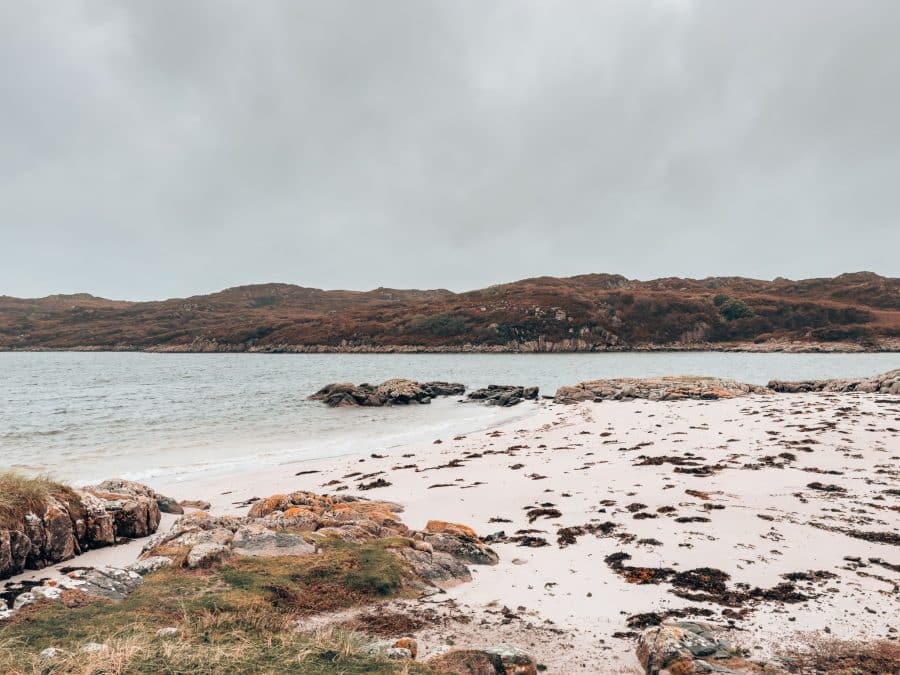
[[1, 1, 898, 300]]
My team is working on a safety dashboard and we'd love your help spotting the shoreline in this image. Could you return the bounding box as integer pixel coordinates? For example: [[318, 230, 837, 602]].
[[3, 339, 899, 354], [4, 380, 898, 671], [21, 390, 893, 671]]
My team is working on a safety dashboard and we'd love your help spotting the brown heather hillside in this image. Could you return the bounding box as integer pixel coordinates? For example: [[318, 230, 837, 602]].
[[0, 272, 898, 352]]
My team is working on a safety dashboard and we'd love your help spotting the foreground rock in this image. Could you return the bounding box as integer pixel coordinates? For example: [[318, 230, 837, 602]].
[[637, 622, 785, 674], [142, 491, 498, 591], [1, 566, 145, 620], [428, 644, 539, 674], [310, 379, 465, 406], [555, 376, 769, 403], [768, 368, 900, 394], [467, 385, 539, 407], [0, 479, 163, 581]]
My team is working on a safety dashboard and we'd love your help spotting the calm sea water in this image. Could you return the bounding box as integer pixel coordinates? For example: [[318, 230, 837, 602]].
[[1, 352, 896, 484]]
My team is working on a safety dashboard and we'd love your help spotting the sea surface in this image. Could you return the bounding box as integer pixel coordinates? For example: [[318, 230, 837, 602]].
[[1, 352, 896, 484]]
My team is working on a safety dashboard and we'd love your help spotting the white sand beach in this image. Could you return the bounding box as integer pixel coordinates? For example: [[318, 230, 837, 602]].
[[8, 389, 898, 671], [118, 391, 897, 671]]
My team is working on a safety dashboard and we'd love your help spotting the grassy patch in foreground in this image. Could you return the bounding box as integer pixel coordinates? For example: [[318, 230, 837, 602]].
[[0, 543, 427, 674], [0, 471, 81, 529]]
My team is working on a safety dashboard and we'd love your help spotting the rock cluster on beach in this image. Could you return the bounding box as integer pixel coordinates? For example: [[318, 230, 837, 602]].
[[637, 622, 783, 673], [554, 375, 769, 403], [0, 488, 541, 673], [310, 379, 542, 408], [466, 384, 539, 406], [0, 479, 165, 581], [309, 379, 466, 407], [140, 490, 498, 590], [769, 368, 900, 394]]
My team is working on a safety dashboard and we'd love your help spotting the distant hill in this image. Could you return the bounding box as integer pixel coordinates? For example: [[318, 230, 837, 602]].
[[1, 273, 898, 352]]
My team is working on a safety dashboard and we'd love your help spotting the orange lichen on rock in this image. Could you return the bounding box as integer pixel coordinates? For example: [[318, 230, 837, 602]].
[[282, 506, 319, 520], [424, 520, 478, 538], [247, 494, 289, 518], [394, 637, 418, 658]]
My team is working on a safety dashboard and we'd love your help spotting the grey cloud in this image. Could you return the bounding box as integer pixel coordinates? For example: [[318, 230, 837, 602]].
[[0, 0, 897, 299]]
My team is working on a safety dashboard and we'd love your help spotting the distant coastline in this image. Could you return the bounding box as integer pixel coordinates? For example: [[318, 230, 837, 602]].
[[2, 271, 897, 353], [4, 338, 898, 354]]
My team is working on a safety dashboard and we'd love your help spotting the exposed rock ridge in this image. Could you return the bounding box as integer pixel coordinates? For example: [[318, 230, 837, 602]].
[[554, 376, 769, 403], [768, 368, 900, 394]]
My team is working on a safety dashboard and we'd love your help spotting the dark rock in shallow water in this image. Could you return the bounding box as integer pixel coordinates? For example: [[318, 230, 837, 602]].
[[466, 385, 539, 407], [309, 379, 465, 407]]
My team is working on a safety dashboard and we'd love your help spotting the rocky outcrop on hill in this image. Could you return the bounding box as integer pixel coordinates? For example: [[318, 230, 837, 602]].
[[142, 491, 498, 590], [309, 379, 465, 407], [637, 622, 785, 674], [0, 480, 163, 581], [768, 368, 900, 394], [554, 376, 769, 403], [466, 385, 539, 406]]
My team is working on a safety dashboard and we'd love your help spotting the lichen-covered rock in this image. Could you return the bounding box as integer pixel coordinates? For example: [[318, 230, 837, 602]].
[[483, 645, 539, 675], [394, 637, 418, 658], [427, 645, 538, 674], [89, 479, 171, 523], [3, 566, 144, 620], [186, 542, 227, 568], [555, 376, 768, 403], [142, 491, 497, 594], [424, 521, 499, 565], [86, 480, 161, 538], [309, 379, 465, 407], [231, 525, 315, 557], [0, 530, 31, 579], [127, 556, 173, 575], [392, 546, 472, 589], [0, 480, 163, 581], [769, 368, 900, 394], [637, 622, 785, 674]]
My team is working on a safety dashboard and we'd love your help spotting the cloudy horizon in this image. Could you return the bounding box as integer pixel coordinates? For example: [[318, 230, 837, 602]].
[[2, 1, 898, 301]]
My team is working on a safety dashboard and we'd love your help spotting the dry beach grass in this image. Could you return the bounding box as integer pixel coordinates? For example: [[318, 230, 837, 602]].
[[0, 472, 80, 530], [0, 551, 433, 674]]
